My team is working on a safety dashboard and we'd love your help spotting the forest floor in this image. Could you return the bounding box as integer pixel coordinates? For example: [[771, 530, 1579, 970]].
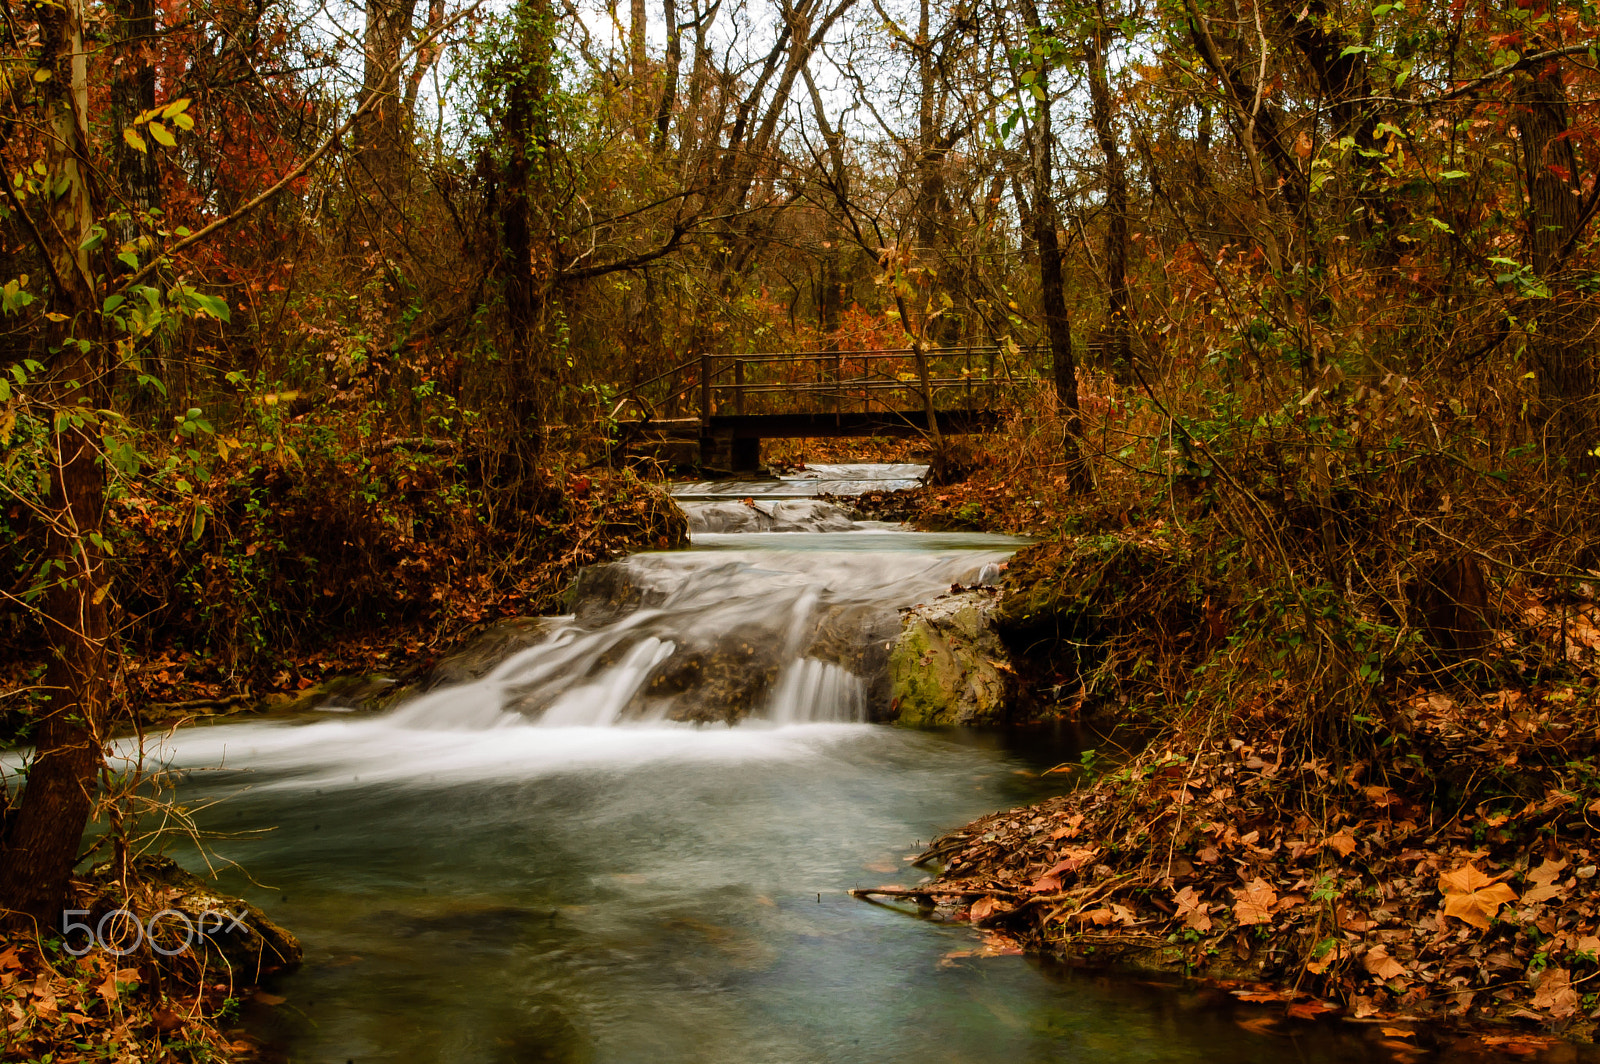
[[817, 433, 1600, 1055]]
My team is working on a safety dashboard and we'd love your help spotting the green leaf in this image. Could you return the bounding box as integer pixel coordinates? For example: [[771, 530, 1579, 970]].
[[172, 113, 194, 132], [102, 294, 126, 315], [32, 68, 51, 82], [147, 122, 177, 148], [116, 251, 138, 270], [189, 291, 230, 322], [160, 97, 191, 119], [1439, 170, 1468, 180]]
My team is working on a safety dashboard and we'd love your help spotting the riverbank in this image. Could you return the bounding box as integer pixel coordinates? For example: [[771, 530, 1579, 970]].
[[853, 425, 1600, 1047]]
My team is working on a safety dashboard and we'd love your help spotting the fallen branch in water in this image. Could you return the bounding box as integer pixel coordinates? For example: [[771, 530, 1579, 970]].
[[849, 885, 1021, 900]]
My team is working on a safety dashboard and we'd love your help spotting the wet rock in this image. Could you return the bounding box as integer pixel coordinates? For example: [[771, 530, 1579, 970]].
[[425, 618, 557, 689], [888, 588, 1010, 726], [565, 558, 684, 625], [680, 499, 858, 534]]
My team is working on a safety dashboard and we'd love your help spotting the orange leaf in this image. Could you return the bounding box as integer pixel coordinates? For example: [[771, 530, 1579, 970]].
[[1232, 877, 1277, 926], [1174, 885, 1213, 931], [1322, 829, 1357, 857], [1532, 967, 1579, 1019], [1439, 863, 1518, 930], [1362, 944, 1407, 982]]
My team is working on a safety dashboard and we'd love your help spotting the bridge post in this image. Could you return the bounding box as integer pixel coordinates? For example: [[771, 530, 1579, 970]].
[[730, 436, 760, 473], [699, 353, 711, 426]]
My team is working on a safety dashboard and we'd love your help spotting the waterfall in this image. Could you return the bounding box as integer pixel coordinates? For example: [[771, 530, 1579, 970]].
[[364, 466, 1023, 732], [765, 659, 867, 724]]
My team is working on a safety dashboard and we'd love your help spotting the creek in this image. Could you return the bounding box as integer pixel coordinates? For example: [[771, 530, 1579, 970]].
[[140, 465, 1397, 1063]]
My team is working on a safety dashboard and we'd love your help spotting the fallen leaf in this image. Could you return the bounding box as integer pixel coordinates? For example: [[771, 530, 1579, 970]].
[[1174, 886, 1212, 931], [1532, 967, 1579, 1018], [1287, 999, 1336, 1019], [1232, 877, 1277, 926], [1322, 829, 1358, 857], [1439, 863, 1518, 930], [1363, 944, 1407, 982], [969, 896, 1004, 921], [1304, 940, 1349, 975], [1522, 858, 1568, 906]]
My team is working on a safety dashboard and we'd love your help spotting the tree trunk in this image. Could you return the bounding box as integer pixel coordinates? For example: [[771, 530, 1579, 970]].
[[1085, 5, 1130, 374], [1515, 66, 1596, 462], [500, 0, 555, 451], [0, 0, 110, 932], [356, 0, 421, 203], [652, 0, 680, 151], [1015, 0, 1088, 487], [110, 0, 158, 242]]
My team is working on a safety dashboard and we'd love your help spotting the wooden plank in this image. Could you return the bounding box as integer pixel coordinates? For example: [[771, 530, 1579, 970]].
[[617, 409, 1002, 440]]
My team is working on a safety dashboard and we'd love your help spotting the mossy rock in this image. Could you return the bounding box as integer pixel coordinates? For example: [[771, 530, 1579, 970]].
[[888, 589, 1009, 726]]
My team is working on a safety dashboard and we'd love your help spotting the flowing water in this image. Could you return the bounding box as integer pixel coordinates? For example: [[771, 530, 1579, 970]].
[[117, 467, 1475, 1062]]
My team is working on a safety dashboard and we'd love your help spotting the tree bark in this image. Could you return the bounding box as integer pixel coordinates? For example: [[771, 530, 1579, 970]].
[[1085, 4, 1130, 373], [499, 0, 555, 451], [652, 0, 681, 151], [0, 0, 110, 932], [1515, 65, 1596, 462], [356, 0, 421, 202], [1015, 0, 1088, 487]]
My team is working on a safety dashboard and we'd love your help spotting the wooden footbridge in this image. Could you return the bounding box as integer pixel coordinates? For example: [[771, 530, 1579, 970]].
[[616, 344, 1039, 471]]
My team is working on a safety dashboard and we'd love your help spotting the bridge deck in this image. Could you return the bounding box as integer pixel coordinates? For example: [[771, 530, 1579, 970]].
[[614, 345, 1037, 469]]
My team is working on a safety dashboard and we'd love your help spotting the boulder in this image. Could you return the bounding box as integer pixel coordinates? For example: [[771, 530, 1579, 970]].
[[888, 588, 1010, 726]]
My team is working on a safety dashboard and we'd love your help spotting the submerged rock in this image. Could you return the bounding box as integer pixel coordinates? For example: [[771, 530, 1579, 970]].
[[888, 588, 1010, 726]]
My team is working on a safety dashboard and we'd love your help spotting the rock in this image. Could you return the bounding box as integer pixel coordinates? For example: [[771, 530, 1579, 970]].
[[425, 618, 557, 689], [75, 855, 301, 982], [888, 588, 1010, 725], [678, 498, 858, 534]]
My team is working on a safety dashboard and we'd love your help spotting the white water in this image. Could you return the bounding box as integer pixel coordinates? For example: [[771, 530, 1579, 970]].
[[81, 468, 1026, 793]]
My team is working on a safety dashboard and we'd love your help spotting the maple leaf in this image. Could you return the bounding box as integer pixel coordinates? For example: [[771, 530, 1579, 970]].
[[1439, 863, 1518, 930], [1362, 944, 1407, 982], [1232, 878, 1277, 926], [1174, 885, 1212, 931], [1522, 858, 1568, 906], [1532, 967, 1579, 1019]]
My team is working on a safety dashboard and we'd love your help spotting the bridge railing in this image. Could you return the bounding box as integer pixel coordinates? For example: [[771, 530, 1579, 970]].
[[625, 344, 1043, 426]]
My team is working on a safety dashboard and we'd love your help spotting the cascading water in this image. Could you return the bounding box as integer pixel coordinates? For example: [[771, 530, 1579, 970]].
[[78, 465, 1402, 1064], [362, 494, 1018, 731]]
